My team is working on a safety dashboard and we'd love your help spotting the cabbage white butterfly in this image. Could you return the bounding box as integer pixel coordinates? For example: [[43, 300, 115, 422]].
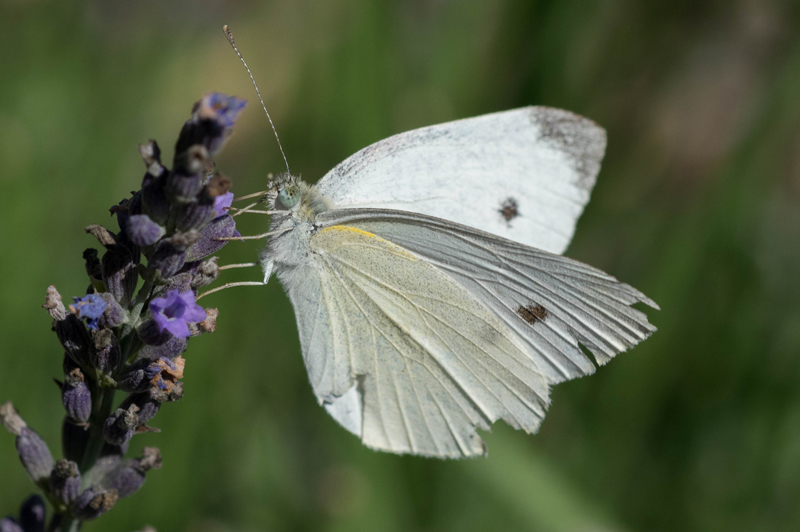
[[223, 27, 658, 458]]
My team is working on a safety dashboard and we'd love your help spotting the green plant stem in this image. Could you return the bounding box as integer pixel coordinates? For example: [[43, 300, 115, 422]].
[[80, 386, 116, 473], [50, 515, 81, 532], [126, 275, 156, 332]]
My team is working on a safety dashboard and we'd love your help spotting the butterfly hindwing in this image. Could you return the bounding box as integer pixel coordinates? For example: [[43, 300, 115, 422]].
[[317, 209, 659, 385], [282, 225, 551, 458]]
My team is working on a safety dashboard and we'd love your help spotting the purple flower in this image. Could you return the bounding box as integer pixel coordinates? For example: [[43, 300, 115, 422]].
[[70, 294, 107, 330], [213, 192, 234, 218], [202, 93, 247, 128], [148, 290, 206, 339]]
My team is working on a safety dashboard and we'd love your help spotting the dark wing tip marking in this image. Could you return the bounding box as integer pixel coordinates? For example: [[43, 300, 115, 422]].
[[499, 197, 519, 223], [516, 303, 548, 325], [527, 106, 607, 190]]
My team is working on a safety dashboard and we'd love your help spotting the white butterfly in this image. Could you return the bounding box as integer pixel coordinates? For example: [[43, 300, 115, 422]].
[[258, 107, 658, 458]]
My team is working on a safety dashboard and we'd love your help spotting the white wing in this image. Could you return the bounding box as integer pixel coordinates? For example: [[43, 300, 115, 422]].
[[315, 107, 606, 255], [317, 209, 658, 386], [282, 225, 550, 458]]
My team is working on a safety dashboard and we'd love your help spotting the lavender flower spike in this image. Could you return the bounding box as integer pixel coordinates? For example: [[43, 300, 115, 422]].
[[149, 290, 206, 339], [3, 95, 235, 530]]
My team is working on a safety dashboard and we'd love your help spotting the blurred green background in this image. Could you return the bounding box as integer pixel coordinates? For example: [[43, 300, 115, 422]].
[[2, 0, 800, 530]]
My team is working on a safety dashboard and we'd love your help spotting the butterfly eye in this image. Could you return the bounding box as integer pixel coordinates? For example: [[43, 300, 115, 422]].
[[277, 187, 299, 208]]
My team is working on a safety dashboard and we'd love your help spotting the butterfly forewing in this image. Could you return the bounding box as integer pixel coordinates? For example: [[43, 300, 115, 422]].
[[315, 107, 606, 255]]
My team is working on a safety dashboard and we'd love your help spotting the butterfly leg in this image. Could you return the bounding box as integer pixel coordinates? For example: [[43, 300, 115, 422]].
[[227, 206, 278, 216], [219, 262, 259, 270], [232, 190, 269, 202], [213, 227, 292, 242], [196, 262, 268, 300], [196, 280, 265, 301]]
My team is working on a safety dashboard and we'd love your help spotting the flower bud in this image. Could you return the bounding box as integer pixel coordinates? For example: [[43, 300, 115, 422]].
[[102, 245, 138, 307], [174, 194, 216, 232], [61, 418, 89, 464], [96, 292, 125, 328], [172, 140, 211, 176], [149, 240, 187, 279], [0, 518, 23, 532], [49, 459, 81, 505], [142, 175, 171, 225], [139, 139, 163, 173], [164, 166, 204, 204], [103, 405, 139, 446], [119, 393, 160, 424], [138, 335, 187, 361], [185, 215, 237, 262], [83, 249, 104, 291], [98, 447, 162, 499], [43, 285, 66, 321], [1, 403, 55, 488], [56, 315, 92, 367], [16, 427, 55, 486], [136, 320, 172, 347], [112, 193, 142, 237], [92, 328, 122, 375], [126, 214, 164, 247], [160, 271, 193, 295], [71, 488, 118, 521], [19, 495, 45, 532], [177, 93, 246, 156], [61, 368, 91, 424], [189, 258, 220, 289], [116, 363, 148, 393]]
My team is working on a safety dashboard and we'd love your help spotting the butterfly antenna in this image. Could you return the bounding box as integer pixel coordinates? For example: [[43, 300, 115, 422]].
[[223, 25, 291, 174]]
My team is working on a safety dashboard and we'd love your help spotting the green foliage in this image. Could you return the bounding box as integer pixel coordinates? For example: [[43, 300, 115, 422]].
[[1, 1, 799, 530]]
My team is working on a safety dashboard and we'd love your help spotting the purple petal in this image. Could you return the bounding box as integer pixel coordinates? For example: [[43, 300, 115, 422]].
[[202, 93, 247, 128], [148, 296, 166, 315], [151, 311, 170, 333], [214, 192, 234, 218], [185, 215, 237, 262], [164, 289, 181, 305], [176, 290, 197, 308], [163, 319, 190, 339], [183, 304, 206, 324]]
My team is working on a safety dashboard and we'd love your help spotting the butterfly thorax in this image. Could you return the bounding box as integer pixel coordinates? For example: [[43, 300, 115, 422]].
[[259, 174, 334, 283]]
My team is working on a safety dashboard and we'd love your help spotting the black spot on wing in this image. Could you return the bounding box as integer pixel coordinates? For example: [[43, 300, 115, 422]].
[[499, 197, 519, 223], [516, 303, 548, 325]]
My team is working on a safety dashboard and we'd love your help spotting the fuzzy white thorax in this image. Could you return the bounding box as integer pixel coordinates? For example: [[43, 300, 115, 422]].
[[259, 174, 333, 286]]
